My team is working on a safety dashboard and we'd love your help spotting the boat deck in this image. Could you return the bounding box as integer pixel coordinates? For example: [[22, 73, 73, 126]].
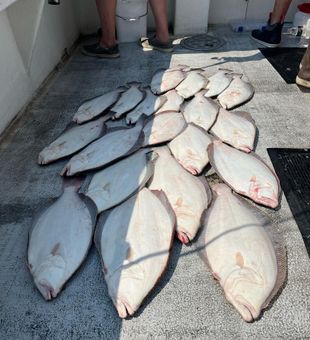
[[0, 25, 309, 339]]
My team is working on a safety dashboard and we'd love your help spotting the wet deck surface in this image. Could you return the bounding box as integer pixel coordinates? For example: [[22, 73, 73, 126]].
[[1, 26, 310, 339]]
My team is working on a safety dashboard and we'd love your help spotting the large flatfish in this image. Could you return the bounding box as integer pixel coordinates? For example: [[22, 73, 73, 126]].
[[169, 124, 213, 175], [126, 87, 167, 125], [142, 111, 187, 146], [208, 140, 281, 208], [155, 90, 184, 114], [198, 183, 286, 322], [27, 178, 96, 300], [210, 109, 257, 152], [149, 146, 212, 243], [95, 188, 175, 318], [61, 118, 144, 176], [205, 69, 233, 98], [38, 118, 107, 165], [176, 72, 208, 99], [151, 68, 186, 95], [111, 82, 144, 119], [72, 87, 125, 124], [80, 149, 156, 213], [218, 75, 254, 109], [182, 91, 219, 131]]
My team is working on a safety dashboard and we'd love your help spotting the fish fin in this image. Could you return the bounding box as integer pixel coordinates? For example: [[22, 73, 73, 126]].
[[151, 145, 171, 158], [60, 164, 68, 177], [204, 163, 216, 177], [99, 121, 108, 138], [131, 152, 156, 194], [106, 125, 131, 133], [152, 68, 167, 76], [232, 111, 256, 125], [101, 111, 114, 123], [94, 210, 112, 258], [197, 89, 208, 97], [79, 173, 93, 196], [218, 68, 234, 73], [198, 176, 213, 206], [262, 224, 287, 310], [218, 99, 228, 109], [63, 177, 85, 192], [63, 121, 78, 132], [142, 85, 152, 91], [207, 141, 223, 180], [126, 81, 142, 88], [80, 194, 98, 227], [28, 197, 59, 241], [180, 101, 189, 115], [196, 198, 217, 265], [135, 114, 148, 128], [150, 190, 176, 228], [132, 129, 145, 152], [249, 151, 282, 208], [117, 85, 128, 92], [230, 73, 243, 79], [153, 109, 181, 117], [157, 94, 168, 110], [187, 122, 207, 134], [170, 64, 191, 72], [145, 149, 159, 163]]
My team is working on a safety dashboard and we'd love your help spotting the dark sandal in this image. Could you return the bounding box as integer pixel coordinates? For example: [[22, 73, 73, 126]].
[[81, 42, 120, 58], [139, 36, 173, 53]]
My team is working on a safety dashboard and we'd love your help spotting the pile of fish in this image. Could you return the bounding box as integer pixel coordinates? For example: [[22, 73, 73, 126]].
[[28, 64, 286, 322]]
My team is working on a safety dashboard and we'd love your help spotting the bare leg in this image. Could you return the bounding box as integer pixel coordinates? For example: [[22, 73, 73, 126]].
[[96, 0, 117, 47], [296, 42, 310, 87], [270, 0, 293, 24], [149, 0, 169, 43]]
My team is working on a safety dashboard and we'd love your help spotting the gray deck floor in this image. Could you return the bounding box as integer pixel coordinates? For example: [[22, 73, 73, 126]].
[[1, 26, 310, 339]]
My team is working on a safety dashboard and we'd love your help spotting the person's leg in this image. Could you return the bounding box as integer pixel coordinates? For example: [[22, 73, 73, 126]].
[[149, 0, 169, 43], [140, 0, 173, 52], [81, 0, 119, 58], [251, 0, 293, 48], [96, 0, 117, 48], [270, 0, 292, 24], [296, 42, 310, 88]]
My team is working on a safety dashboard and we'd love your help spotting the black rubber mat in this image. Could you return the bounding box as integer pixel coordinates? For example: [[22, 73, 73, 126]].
[[259, 47, 306, 84], [268, 148, 310, 256], [181, 34, 226, 52]]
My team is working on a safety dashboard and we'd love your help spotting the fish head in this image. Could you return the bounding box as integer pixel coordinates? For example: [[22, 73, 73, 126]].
[[223, 267, 267, 322], [33, 254, 66, 300], [107, 265, 146, 318], [249, 178, 279, 209]]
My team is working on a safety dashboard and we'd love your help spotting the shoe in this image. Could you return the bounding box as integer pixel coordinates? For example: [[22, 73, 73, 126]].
[[251, 21, 283, 48], [81, 42, 120, 58], [139, 35, 173, 53], [296, 44, 310, 88]]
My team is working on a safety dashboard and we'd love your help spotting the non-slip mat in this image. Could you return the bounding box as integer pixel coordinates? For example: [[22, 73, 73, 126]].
[[260, 47, 306, 84], [181, 34, 226, 52], [268, 148, 310, 256]]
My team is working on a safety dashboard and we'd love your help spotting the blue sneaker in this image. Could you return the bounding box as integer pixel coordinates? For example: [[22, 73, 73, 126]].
[[251, 17, 284, 48]]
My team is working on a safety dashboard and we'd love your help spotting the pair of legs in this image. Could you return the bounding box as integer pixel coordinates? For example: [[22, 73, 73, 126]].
[[252, 0, 310, 88], [251, 0, 292, 48], [269, 0, 292, 24], [96, 0, 169, 48]]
